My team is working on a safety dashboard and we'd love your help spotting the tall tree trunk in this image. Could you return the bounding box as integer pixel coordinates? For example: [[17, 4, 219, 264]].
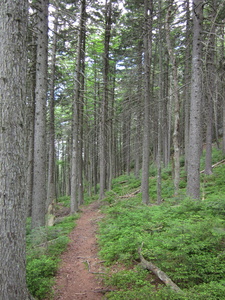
[[65, 135, 71, 196], [141, 0, 153, 205], [93, 69, 99, 194], [126, 102, 131, 176], [122, 97, 131, 175], [184, 0, 191, 168], [26, 35, 36, 217], [166, 2, 180, 195], [47, 11, 58, 212], [162, 53, 170, 167], [221, 28, 225, 154], [32, 0, 49, 228], [223, 85, 225, 153], [187, 0, 204, 199], [78, 4, 86, 205], [99, 0, 112, 199], [71, 0, 86, 213], [157, 0, 163, 204], [134, 41, 143, 179], [0, 1, 33, 298], [108, 67, 116, 190], [204, 1, 216, 175]]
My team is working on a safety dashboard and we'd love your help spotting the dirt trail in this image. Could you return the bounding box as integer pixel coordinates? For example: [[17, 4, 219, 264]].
[[53, 201, 106, 300]]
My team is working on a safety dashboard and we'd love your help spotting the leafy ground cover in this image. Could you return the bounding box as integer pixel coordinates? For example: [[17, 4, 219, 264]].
[[26, 196, 78, 299], [26, 147, 225, 299], [98, 149, 225, 299]]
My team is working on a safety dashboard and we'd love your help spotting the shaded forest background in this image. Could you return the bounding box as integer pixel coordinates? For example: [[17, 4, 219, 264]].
[[25, 0, 225, 226]]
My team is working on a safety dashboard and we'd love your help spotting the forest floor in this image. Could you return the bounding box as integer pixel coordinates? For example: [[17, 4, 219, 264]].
[[53, 201, 107, 300]]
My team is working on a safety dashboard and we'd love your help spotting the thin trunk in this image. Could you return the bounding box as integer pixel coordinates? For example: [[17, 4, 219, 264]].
[[78, 6, 86, 205], [141, 0, 153, 205], [157, 0, 163, 204], [47, 12, 58, 212], [66, 135, 71, 196], [122, 97, 131, 174], [71, 0, 86, 213], [184, 0, 191, 168], [222, 27, 225, 154], [166, 3, 180, 195], [162, 53, 170, 167], [99, 0, 112, 199], [108, 68, 116, 190], [26, 36, 36, 217], [134, 41, 143, 179], [204, 0, 216, 174], [93, 70, 98, 194]]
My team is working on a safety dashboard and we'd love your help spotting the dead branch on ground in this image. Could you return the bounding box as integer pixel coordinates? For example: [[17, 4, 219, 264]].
[[94, 288, 116, 294], [119, 189, 140, 199], [138, 244, 183, 293], [200, 159, 225, 174], [85, 260, 105, 274]]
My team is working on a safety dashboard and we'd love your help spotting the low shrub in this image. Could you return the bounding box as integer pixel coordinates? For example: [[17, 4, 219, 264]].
[[99, 193, 225, 298], [26, 205, 77, 299], [26, 255, 59, 299], [104, 266, 155, 300]]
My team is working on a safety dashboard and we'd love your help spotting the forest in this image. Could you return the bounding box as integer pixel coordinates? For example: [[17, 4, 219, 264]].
[[1, 0, 225, 299]]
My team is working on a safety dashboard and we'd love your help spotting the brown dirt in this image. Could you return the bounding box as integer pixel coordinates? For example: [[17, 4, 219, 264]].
[[53, 201, 106, 300]]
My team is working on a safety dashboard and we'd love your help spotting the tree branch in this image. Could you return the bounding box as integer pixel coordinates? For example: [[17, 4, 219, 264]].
[[138, 244, 183, 293]]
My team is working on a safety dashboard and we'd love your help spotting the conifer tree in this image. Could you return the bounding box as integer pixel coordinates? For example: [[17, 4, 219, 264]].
[[0, 1, 33, 298]]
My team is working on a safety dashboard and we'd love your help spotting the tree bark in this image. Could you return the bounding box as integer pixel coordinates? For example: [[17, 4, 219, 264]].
[[108, 66, 116, 190], [222, 30, 225, 154], [141, 0, 153, 205], [187, 0, 204, 199], [122, 97, 131, 175], [184, 0, 191, 169], [162, 53, 170, 167], [165, 2, 180, 195], [0, 1, 33, 298], [99, 0, 112, 199], [134, 41, 143, 179], [32, 0, 49, 228], [157, 0, 163, 204], [204, 1, 216, 175], [26, 34, 36, 217], [78, 11, 86, 205], [71, 0, 86, 213], [47, 11, 58, 215]]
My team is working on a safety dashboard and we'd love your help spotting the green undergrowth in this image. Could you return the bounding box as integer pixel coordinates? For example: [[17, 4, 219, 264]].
[[102, 170, 175, 205], [98, 157, 225, 299], [26, 197, 78, 299], [55, 195, 71, 207], [25, 147, 225, 299]]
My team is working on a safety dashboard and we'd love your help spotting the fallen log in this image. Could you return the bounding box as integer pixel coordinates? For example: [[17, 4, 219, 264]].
[[138, 245, 183, 293], [119, 189, 140, 199]]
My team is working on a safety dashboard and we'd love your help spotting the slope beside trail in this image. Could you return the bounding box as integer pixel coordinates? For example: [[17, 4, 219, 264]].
[[53, 201, 106, 300]]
